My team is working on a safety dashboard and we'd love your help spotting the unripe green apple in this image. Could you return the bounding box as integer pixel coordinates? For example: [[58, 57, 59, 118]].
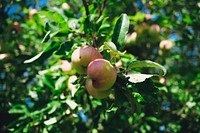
[[71, 46, 103, 74], [85, 59, 117, 99]]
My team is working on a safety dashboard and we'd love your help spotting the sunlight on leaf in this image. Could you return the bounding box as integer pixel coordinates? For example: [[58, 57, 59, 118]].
[[41, 31, 51, 43], [112, 13, 130, 49], [66, 99, 78, 110], [68, 75, 78, 97], [44, 117, 57, 125], [55, 76, 67, 90], [24, 42, 60, 63], [126, 73, 153, 83], [128, 60, 167, 76]]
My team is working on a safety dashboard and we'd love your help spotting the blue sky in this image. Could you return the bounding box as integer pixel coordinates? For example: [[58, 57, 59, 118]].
[[5, 0, 47, 16]]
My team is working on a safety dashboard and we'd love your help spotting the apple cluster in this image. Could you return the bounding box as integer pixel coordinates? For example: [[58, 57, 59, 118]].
[[71, 46, 117, 99]]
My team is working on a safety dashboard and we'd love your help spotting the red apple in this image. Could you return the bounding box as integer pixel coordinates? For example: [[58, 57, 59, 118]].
[[71, 46, 103, 74], [85, 59, 117, 99]]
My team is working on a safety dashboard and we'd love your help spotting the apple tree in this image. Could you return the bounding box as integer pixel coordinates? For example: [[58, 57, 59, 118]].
[[1, 0, 199, 133]]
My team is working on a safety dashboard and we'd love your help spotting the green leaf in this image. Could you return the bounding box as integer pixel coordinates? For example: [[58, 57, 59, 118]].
[[132, 92, 145, 103], [103, 42, 117, 51], [68, 75, 78, 97], [128, 60, 167, 76], [120, 88, 141, 113], [146, 116, 161, 123], [42, 31, 51, 43], [39, 11, 65, 23], [114, 87, 129, 107], [112, 13, 130, 49], [55, 41, 73, 55], [43, 22, 69, 40], [99, 42, 126, 59], [48, 101, 61, 114], [55, 76, 67, 90], [129, 12, 145, 24], [135, 79, 159, 104], [24, 42, 60, 63], [158, 86, 168, 92], [8, 104, 29, 114], [40, 75, 54, 89]]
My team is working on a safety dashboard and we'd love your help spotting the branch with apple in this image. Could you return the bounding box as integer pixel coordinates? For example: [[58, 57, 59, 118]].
[[71, 46, 117, 99]]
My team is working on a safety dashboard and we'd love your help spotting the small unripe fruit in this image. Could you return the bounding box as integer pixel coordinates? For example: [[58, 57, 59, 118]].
[[71, 46, 103, 74], [86, 59, 117, 99]]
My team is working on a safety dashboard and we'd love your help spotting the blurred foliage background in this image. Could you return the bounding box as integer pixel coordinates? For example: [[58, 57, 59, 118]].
[[0, 0, 199, 132]]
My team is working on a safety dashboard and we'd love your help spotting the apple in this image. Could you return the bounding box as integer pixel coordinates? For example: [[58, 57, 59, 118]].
[[159, 40, 173, 50], [62, 3, 70, 10], [29, 9, 38, 19], [9, 21, 22, 34], [85, 59, 117, 99], [150, 24, 160, 32], [60, 60, 76, 75], [86, 81, 112, 99], [0, 53, 8, 60], [71, 46, 103, 74], [126, 32, 137, 44]]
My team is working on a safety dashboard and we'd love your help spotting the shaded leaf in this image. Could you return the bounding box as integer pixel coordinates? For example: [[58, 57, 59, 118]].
[[114, 87, 129, 107], [146, 116, 161, 123], [39, 11, 65, 23], [8, 104, 29, 114], [55, 41, 73, 55], [132, 92, 145, 103], [135, 79, 159, 104]]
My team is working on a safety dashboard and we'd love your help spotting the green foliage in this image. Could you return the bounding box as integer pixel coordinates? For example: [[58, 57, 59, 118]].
[[112, 13, 129, 49], [128, 60, 167, 76], [0, 0, 199, 133]]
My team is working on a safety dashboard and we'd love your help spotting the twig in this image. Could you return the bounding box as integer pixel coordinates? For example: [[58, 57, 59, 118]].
[[82, 0, 90, 16], [91, 33, 97, 48], [95, 0, 107, 22], [100, 0, 107, 18]]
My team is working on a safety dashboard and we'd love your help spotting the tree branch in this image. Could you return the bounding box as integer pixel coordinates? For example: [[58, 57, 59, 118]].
[[82, 0, 90, 16], [95, 0, 107, 22], [100, 0, 107, 17]]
